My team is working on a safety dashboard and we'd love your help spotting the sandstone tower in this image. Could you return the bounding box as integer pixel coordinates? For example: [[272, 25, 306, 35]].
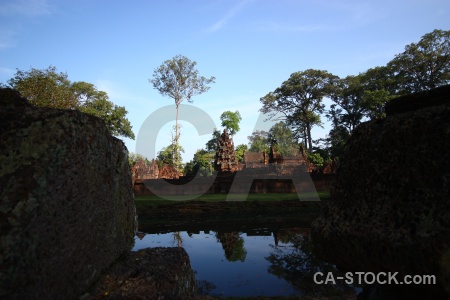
[[214, 129, 238, 173]]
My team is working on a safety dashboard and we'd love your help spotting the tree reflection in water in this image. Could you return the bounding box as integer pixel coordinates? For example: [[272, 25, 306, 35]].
[[172, 231, 182, 247], [266, 231, 356, 298], [215, 232, 247, 262]]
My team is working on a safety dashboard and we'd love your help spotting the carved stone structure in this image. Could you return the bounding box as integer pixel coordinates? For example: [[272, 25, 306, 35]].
[[131, 159, 180, 182], [243, 151, 268, 168], [268, 145, 314, 174], [320, 158, 338, 174], [214, 129, 239, 173], [158, 164, 180, 179], [131, 159, 159, 185], [242, 145, 314, 175]]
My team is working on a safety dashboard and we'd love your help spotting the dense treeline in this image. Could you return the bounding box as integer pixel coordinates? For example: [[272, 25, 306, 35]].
[[32, 29, 447, 175], [182, 29, 450, 176], [258, 29, 450, 160], [2, 66, 135, 139]]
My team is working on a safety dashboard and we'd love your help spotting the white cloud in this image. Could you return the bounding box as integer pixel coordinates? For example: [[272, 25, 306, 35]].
[[94, 79, 131, 101], [0, 0, 53, 16], [207, 0, 255, 33]]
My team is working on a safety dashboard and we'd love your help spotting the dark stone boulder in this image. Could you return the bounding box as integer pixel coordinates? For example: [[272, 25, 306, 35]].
[[0, 87, 31, 108], [0, 88, 136, 299], [84, 247, 198, 299], [311, 86, 450, 298]]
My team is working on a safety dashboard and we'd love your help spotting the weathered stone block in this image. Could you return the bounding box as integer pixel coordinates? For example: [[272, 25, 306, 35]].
[[311, 85, 450, 298], [0, 88, 136, 299], [85, 247, 197, 299]]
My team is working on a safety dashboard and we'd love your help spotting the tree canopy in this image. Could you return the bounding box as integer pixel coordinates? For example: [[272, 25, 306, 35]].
[[260, 69, 338, 151], [248, 130, 270, 153], [328, 75, 366, 134], [220, 110, 242, 137], [388, 29, 450, 94], [205, 129, 221, 152], [8, 66, 78, 109], [234, 144, 248, 163], [184, 149, 215, 177], [150, 54, 215, 167], [150, 55, 215, 108], [268, 122, 299, 156], [258, 29, 450, 162], [157, 143, 184, 171], [7, 66, 135, 139]]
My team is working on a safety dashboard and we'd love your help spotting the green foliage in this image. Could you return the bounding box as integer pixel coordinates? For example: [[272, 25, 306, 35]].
[[258, 29, 449, 160], [215, 232, 247, 262], [234, 144, 248, 162], [7, 66, 135, 139], [307, 152, 324, 168], [8, 66, 77, 109], [205, 129, 221, 152], [135, 192, 330, 203], [266, 234, 355, 296], [74, 82, 134, 139], [248, 122, 301, 156], [316, 124, 350, 160], [128, 152, 150, 167], [311, 146, 331, 162], [150, 54, 215, 107], [248, 130, 270, 153], [157, 143, 184, 172], [220, 110, 242, 136], [328, 75, 366, 133], [388, 29, 450, 94], [260, 69, 338, 151], [150, 55, 215, 167], [268, 122, 299, 156], [359, 66, 397, 95], [361, 89, 394, 119], [184, 149, 214, 177]]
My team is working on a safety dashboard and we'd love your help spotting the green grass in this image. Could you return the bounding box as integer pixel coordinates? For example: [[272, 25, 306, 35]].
[[134, 191, 330, 205]]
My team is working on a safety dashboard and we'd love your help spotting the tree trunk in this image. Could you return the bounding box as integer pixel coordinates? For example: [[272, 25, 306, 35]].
[[306, 122, 313, 151], [303, 128, 308, 150], [173, 104, 179, 166]]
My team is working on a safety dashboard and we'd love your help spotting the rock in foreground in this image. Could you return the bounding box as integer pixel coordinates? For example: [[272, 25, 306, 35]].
[[85, 247, 197, 299], [0, 88, 136, 299], [311, 85, 450, 298]]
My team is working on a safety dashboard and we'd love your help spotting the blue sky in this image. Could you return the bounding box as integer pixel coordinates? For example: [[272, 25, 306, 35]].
[[1, 0, 449, 162]]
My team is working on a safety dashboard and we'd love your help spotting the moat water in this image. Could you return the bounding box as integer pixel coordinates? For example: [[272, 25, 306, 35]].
[[133, 226, 357, 297]]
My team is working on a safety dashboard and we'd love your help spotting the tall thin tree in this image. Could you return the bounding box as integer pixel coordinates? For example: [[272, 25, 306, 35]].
[[150, 55, 215, 164]]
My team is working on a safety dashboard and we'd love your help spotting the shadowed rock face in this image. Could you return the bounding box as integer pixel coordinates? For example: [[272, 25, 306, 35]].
[[311, 85, 450, 298], [0, 88, 136, 299], [86, 247, 197, 299]]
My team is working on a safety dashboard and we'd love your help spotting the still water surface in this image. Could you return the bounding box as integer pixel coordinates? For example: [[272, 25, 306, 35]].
[[133, 228, 356, 297]]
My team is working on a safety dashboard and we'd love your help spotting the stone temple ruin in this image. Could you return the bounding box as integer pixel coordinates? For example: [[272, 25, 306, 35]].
[[243, 144, 314, 175], [214, 129, 239, 173], [131, 159, 159, 184], [131, 128, 336, 191], [213, 128, 314, 175], [131, 159, 179, 183], [133, 128, 335, 195]]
